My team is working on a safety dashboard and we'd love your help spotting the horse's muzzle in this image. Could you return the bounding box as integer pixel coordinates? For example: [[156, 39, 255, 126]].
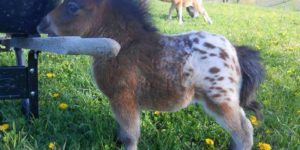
[[37, 16, 57, 36]]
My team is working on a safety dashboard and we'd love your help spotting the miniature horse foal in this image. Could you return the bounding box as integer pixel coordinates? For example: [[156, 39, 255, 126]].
[[38, 0, 264, 149]]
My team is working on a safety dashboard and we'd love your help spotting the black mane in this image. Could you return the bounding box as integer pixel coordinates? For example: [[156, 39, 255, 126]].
[[109, 0, 157, 32]]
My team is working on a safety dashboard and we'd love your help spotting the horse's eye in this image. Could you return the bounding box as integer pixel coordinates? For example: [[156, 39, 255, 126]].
[[67, 2, 80, 14]]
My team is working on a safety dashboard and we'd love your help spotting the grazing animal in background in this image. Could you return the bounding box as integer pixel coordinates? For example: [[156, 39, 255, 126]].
[[37, 0, 264, 149], [160, 0, 213, 24], [186, 6, 199, 18]]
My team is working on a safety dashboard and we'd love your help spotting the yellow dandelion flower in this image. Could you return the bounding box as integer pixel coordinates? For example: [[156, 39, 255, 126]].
[[258, 142, 271, 150], [287, 69, 294, 75], [205, 138, 214, 145], [265, 129, 271, 134], [58, 103, 68, 110], [46, 72, 55, 78], [154, 111, 161, 116], [0, 123, 9, 131], [250, 115, 258, 126], [48, 142, 56, 150], [51, 93, 60, 98], [255, 45, 261, 49]]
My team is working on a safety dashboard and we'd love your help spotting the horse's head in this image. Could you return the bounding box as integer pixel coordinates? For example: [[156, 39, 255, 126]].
[[38, 0, 156, 47], [37, 0, 105, 36]]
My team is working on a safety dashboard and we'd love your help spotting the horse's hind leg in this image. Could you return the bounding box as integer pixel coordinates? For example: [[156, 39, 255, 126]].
[[110, 93, 140, 150], [196, 92, 253, 150], [194, 0, 212, 24]]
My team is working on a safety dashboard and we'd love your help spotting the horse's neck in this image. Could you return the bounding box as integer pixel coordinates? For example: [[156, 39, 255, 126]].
[[97, 6, 158, 49]]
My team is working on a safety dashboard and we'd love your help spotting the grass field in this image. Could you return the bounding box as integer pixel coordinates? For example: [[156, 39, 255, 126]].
[[1, 1, 300, 150]]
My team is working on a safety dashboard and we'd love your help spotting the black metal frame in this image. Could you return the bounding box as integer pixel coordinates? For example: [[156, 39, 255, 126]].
[[0, 0, 62, 120], [0, 42, 39, 119]]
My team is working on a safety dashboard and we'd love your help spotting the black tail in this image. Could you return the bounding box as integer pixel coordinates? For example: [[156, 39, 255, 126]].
[[236, 46, 265, 120]]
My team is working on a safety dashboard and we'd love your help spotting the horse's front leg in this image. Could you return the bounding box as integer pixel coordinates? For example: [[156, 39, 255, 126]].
[[177, 2, 183, 24], [110, 89, 140, 150], [168, 3, 176, 20]]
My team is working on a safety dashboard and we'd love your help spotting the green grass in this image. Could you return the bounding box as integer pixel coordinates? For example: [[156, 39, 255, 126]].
[[1, 1, 300, 149]]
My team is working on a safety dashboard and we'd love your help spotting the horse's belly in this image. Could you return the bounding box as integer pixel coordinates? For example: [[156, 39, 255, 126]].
[[139, 86, 195, 112], [183, 0, 193, 7]]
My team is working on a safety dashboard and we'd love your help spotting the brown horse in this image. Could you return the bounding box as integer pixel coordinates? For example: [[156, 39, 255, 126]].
[[160, 0, 213, 24], [37, 0, 264, 149]]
